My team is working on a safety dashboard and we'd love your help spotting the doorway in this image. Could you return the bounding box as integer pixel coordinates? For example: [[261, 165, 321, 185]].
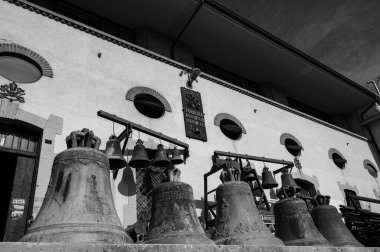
[[0, 152, 17, 241], [0, 120, 41, 241]]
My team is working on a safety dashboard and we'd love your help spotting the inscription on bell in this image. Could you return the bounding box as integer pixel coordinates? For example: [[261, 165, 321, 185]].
[[155, 191, 193, 201]]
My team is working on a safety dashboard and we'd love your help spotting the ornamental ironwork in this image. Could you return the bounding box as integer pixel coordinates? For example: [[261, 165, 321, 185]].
[[0, 81, 25, 103]]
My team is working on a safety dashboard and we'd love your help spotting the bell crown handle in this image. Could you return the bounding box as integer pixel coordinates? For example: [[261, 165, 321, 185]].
[[65, 128, 101, 150]]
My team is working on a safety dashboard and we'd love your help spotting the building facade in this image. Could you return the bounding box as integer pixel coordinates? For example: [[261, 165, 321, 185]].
[[1, 0, 380, 242]]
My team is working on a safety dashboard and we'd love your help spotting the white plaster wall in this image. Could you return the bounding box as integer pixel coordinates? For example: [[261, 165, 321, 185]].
[[1, 1, 380, 225]]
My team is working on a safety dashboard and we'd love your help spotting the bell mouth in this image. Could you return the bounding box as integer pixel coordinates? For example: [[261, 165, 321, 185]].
[[171, 159, 184, 165], [153, 161, 171, 167], [129, 160, 151, 169], [108, 159, 127, 170]]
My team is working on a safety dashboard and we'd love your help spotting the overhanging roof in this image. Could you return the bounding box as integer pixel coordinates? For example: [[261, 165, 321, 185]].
[[64, 0, 379, 114]]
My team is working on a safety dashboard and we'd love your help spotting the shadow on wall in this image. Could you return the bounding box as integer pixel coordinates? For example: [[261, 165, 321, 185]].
[[118, 166, 136, 197]]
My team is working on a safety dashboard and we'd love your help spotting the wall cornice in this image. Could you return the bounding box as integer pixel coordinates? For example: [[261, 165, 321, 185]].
[[2, 0, 368, 142]]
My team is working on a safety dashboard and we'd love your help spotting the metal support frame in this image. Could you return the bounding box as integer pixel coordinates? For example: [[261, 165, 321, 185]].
[[97, 110, 190, 178], [203, 150, 294, 228], [340, 193, 380, 246], [347, 194, 380, 211]]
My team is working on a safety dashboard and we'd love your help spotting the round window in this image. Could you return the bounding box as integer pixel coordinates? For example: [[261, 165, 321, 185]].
[[332, 153, 346, 169], [0, 53, 42, 83], [133, 93, 165, 118], [284, 138, 302, 156], [220, 119, 242, 140], [366, 163, 378, 178]]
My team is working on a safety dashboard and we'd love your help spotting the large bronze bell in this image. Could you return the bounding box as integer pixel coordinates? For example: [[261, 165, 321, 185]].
[[170, 146, 184, 165], [104, 134, 127, 170], [145, 168, 213, 244], [129, 139, 150, 169], [280, 169, 301, 193], [21, 129, 132, 243], [273, 186, 331, 246], [261, 166, 278, 189], [311, 194, 363, 247], [153, 144, 170, 167], [212, 165, 284, 245]]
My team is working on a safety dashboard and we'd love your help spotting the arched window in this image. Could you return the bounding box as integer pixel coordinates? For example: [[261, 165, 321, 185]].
[[363, 160, 378, 178], [214, 113, 246, 140], [0, 41, 53, 83], [280, 133, 303, 157], [328, 148, 347, 169], [133, 94, 165, 118], [126, 86, 171, 119]]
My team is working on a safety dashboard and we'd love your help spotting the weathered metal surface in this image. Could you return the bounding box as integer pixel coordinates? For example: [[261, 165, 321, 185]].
[[145, 179, 213, 244], [170, 146, 184, 165], [129, 139, 150, 169], [261, 166, 278, 189], [104, 134, 127, 170], [20, 129, 132, 243], [311, 195, 363, 247], [279, 170, 301, 193], [273, 197, 330, 246], [180, 87, 207, 142], [153, 144, 171, 167], [213, 181, 284, 245]]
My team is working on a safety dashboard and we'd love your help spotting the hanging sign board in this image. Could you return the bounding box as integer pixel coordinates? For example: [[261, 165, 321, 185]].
[[180, 87, 207, 142]]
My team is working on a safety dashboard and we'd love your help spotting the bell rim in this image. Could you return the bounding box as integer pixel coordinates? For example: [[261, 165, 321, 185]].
[[282, 238, 332, 246], [128, 159, 151, 168], [21, 222, 133, 243], [213, 233, 284, 246], [145, 232, 214, 244], [170, 160, 184, 165], [262, 183, 279, 189], [152, 161, 171, 167]]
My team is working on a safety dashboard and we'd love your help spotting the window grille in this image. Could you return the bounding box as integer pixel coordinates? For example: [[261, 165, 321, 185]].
[[136, 167, 168, 221]]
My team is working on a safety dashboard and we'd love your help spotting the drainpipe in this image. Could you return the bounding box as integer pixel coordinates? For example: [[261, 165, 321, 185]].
[[169, 0, 204, 60]]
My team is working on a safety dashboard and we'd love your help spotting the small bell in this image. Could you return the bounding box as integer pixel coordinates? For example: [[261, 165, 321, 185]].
[[153, 144, 170, 167], [280, 169, 301, 192], [104, 135, 127, 170], [261, 166, 278, 189], [241, 160, 254, 182], [129, 139, 150, 169], [171, 146, 184, 165]]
